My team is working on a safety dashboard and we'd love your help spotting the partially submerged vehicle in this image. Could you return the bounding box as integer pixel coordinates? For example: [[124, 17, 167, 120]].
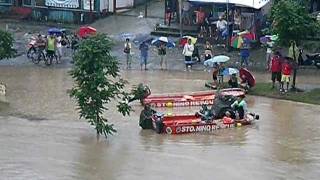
[[150, 113, 259, 134], [130, 83, 245, 107], [139, 93, 259, 134]]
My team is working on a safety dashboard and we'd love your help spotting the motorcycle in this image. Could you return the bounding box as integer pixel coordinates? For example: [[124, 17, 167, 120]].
[[298, 49, 320, 69], [26, 36, 37, 59]]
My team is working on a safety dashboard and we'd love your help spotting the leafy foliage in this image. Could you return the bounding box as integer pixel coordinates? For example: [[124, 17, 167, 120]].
[[70, 34, 132, 138], [129, 83, 151, 103], [0, 29, 16, 60], [271, 0, 319, 46]]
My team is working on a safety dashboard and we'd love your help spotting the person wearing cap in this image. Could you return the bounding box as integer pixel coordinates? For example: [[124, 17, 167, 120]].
[[231, 94, 247, 119]]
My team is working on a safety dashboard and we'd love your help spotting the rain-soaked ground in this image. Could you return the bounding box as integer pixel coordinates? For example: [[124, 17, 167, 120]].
[[0, 67, 320, 180]]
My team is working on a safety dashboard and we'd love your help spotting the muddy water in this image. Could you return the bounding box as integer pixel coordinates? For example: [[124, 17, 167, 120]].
[[0, 67, 320, 180]]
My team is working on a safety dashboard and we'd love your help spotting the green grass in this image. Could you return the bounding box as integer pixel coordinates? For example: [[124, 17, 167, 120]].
[[249, 82, 320, 105]]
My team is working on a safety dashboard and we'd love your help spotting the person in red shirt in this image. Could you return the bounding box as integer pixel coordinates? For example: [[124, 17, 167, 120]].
[[223, 111, 234, 124], [280, 59, 292, 92], [195, 7, 206, 32], [269, 51, 282, 89]]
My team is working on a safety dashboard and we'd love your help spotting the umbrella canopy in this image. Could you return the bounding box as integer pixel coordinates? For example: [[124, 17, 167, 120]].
[[237, 30, 255, 41], [77, 26, 97, 38], [133, 34, 154, 46], [259, 36, 271, 44], [260, 35, 278, 44], [204, 55, 230, 67], [222, 68, 239, 76], [151, 37, 175, 48], [48, 28, 62, 35], [159, 36, 168, 43], [240, 68, 256, 87], [231, 36, 243, 49], [118, 32, 136, 41], [179, 36, 197, 46]]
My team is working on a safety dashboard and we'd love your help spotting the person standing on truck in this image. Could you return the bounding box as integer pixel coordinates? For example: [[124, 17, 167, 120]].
[[231, 94, 247, 119]]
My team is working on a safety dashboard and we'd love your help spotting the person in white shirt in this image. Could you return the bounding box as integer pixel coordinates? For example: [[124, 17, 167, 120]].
[[124, 38, 132, 69], [56, 35, 63, 63], [266, 41, 273, 70], [182, 39, 194, 71], [216, 16, 228, 40]]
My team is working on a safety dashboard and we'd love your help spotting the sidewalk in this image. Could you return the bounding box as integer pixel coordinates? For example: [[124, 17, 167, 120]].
[[120, 0, 165, 19]]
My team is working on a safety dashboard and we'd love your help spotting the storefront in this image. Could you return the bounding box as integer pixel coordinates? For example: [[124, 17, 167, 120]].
[[0, 0, 141, 23]]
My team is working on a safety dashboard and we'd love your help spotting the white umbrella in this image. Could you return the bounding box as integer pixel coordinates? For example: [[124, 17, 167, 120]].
[[159, 36, 168, 43], [204, 55, 230, 67]]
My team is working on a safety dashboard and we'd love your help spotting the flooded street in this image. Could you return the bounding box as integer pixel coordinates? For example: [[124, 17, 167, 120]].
[[1, 67, 320, 180]]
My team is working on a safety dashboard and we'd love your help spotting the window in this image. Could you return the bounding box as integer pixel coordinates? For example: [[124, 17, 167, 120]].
[[0, 0, 12, 4], [23, 0, 32, 5], [35, 0, 45, 6]]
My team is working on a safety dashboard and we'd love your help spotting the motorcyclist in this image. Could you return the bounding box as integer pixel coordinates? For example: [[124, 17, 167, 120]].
[[35, 34, 46, 51], [198, 103, 214, 122], [230, 94, 247, 119]]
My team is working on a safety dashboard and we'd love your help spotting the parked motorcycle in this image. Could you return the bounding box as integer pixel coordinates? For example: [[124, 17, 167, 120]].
[[298, 49, 320, 69]]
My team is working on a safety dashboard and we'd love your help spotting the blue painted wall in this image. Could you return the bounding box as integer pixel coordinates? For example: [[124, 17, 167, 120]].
[[48, 10, 74, 22], [32, 8, 76, 23], [0, 5, 11, 14]]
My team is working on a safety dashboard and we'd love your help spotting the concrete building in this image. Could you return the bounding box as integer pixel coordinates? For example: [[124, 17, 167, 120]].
[[0, 0, 148, 23]]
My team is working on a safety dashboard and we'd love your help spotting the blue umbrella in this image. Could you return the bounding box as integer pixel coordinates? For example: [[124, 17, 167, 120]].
[[151, 37, 175, 48], [133, 34, 154, 46], [48, 28, 62, 35], [119, 32, 136, 41], [222, 68, 239, 76], [204, 55, 230, 67]]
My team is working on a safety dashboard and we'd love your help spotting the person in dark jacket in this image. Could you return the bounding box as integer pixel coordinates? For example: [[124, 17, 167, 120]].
[[228, 74, 239, 88]]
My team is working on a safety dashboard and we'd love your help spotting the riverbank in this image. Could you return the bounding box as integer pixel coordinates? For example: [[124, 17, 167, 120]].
[[249, 83, 320, 105]]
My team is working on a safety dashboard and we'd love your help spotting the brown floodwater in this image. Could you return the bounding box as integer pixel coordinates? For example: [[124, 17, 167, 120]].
[[0, 67, 320, 180]]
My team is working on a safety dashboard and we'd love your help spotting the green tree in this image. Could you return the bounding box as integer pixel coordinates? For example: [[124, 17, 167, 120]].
[[0, 29, 16, 60], [70, 34, 132, 138], [271, 0, 320, 89], [271, 0, 319, 46]]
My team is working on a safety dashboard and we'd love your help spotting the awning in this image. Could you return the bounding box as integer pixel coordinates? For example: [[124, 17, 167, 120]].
[[188, 0, 270, 9]]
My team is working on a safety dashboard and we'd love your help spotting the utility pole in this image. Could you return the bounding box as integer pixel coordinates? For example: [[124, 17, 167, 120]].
[[179, 0, 182, 37], [291, 42, 298, 90], [164, 0, 167, 25], [145, 0, 148, 18], [226, 0, 230, 50], [113, 0, 116, 14], [89, 0, 93, 22]]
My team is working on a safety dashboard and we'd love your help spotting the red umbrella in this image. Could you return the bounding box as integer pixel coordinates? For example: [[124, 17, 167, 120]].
[[240, 68, 256, 87], [179, 36, 197, 47], [77, 26, 97, 38]]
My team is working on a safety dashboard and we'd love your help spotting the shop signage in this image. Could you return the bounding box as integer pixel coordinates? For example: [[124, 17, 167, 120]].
[[45, 0, 79, 9]]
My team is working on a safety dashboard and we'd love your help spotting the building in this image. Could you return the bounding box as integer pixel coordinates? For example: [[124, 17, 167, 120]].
[[0, 0, 146, 23]]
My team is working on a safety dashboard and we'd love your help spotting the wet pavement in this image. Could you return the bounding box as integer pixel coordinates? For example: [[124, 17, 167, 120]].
[[1, 69, 320, 180]]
